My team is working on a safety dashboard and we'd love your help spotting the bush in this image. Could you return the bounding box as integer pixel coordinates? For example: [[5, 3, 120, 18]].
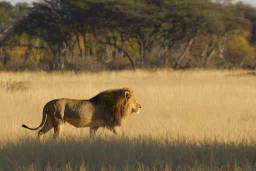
[[224, 32, 256, 68]]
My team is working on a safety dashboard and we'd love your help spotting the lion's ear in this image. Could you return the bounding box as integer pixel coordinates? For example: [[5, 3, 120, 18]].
[[125, 90, 132, 100]]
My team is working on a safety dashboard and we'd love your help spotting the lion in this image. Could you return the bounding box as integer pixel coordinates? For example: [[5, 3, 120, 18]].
[[22, 88, 141, 139]]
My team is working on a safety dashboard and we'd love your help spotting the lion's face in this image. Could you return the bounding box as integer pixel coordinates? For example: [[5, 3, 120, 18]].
[[131, 99, 142, 115], [126, 94, 142, 115]]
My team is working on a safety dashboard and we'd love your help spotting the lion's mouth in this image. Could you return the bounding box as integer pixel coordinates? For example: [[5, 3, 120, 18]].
[[133, 109, 141, 115]]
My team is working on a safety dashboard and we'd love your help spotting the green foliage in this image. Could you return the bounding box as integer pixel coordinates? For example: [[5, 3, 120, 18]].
[[1, 0, 256, 70], [224, 31, 256, 68]]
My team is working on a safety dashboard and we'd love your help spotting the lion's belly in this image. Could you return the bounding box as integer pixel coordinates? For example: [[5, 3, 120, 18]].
[[64, 101, 95, 127], [66, 117, 91, 127]]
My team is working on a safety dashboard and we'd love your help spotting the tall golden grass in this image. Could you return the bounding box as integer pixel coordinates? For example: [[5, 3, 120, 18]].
[[0, 70, 256, 170]]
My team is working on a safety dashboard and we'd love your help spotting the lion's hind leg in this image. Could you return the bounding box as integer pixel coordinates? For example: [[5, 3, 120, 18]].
[[53, 124, 63, 139], [37, 117, 54, 140]]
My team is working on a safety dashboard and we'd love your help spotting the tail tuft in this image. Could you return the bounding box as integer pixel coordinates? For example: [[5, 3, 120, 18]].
[[22, 124, 28, 128]]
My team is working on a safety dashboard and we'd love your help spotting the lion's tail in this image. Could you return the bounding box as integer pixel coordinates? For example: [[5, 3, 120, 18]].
[[22, 108, 48, 131]]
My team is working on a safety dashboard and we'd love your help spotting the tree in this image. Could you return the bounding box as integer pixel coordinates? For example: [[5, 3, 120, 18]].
[[0, 0, 256, 71]]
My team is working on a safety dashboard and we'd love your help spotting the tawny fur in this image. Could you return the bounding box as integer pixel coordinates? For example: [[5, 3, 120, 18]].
[[22, 88, 141, 139]]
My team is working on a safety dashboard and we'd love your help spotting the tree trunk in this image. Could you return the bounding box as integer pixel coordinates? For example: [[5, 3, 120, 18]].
[[98, 39, 136, 70], [176, 38, 194, 68], [75, 33, 83, 58], [139, 39, 145, 66]]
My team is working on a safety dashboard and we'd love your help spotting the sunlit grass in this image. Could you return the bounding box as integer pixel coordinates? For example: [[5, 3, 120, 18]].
[[0, 70, 256, 170]]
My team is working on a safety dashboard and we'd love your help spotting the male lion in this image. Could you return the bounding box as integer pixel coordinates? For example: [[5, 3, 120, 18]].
[[22, 88, 141, 139]]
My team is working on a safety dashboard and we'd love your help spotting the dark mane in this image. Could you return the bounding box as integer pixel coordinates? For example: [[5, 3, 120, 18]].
[[90, 88, 133, 126]]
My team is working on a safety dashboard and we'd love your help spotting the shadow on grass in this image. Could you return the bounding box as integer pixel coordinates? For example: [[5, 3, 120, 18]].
[[0, 137, 256, 170]]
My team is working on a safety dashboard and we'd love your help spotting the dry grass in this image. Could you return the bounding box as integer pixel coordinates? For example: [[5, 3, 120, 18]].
[[0, 70, 256, 170]]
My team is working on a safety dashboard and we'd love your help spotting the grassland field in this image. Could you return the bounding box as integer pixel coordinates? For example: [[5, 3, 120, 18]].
[[0, 70, 256, 170]]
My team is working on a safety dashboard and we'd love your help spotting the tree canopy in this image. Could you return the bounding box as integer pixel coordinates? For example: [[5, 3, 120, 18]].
[[0, 0, 256, 71]]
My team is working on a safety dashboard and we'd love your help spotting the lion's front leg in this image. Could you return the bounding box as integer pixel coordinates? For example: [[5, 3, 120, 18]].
[[87, 120, 105, 138], [89, 127, 99, 138], [110, 127, 118, 135]]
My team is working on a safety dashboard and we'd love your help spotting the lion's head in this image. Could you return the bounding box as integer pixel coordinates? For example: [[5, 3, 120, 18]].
[[112, 88, 141, 126], [95, 88, 141, 126], [123, 89, 142, 115]]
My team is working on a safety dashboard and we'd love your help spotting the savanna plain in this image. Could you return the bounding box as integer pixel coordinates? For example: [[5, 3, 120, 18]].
[[0, 70, 256, 171]]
